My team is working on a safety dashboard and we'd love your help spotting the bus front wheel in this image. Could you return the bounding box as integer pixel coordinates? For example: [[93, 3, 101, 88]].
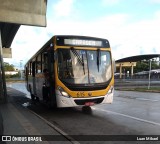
[[82, 106, 92, 114]]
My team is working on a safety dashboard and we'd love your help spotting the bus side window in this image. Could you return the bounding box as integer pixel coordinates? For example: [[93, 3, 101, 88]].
[[42, 51, 48, 70], [32, 62, 35, 77], [36, 54, 42, 73]]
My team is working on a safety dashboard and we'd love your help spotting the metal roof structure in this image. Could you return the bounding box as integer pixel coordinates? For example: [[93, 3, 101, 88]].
[[0, 0, 47, 103], [0, 22, 20, 48], [116, 54, 160, 63], [0, 0, 47, 48]]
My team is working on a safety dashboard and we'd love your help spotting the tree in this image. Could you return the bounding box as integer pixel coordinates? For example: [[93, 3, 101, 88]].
[[3, 62, 15, 71], [134, 60, 160, 73]]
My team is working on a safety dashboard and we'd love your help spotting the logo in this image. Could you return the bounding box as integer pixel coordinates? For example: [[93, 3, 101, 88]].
[[2, 136, 11, 141]]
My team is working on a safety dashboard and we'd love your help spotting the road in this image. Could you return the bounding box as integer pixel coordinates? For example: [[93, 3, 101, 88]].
[[7, 82, 160, 144], [115, 78, 160, 87]]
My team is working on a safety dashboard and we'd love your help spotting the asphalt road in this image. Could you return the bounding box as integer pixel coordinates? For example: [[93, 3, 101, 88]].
[[7, 82, 160, 144]]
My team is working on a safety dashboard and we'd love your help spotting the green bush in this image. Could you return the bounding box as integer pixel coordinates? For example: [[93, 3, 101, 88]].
[[5, 72, 20, 79]]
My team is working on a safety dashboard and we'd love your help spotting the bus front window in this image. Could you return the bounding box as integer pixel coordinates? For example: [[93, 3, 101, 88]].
[[57, 48, 112, 85]]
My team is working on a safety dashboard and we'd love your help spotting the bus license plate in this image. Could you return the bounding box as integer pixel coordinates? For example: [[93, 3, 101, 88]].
[[85, 102, 95, 106]]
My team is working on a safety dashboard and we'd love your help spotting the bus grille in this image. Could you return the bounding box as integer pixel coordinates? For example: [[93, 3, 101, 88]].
[[74, 97, 104, 105]]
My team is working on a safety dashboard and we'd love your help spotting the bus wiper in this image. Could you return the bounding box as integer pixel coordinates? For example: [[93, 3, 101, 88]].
[[82, 54, 85, 75], [70, 47, 85, 75], [97, 49, 101, 72]]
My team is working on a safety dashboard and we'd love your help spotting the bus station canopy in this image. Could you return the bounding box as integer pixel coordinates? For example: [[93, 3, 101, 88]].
[[115, 54, 160, 78], [116, 54, 160, 63]]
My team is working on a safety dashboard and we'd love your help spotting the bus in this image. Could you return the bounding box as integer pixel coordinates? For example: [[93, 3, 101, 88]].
[[25, 35, 114, 108]]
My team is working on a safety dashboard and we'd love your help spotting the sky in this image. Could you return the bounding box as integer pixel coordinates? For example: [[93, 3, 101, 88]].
[[4, 0, 160, 68]]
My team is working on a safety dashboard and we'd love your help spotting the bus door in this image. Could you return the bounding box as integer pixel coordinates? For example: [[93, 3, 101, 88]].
[[47, 46, 56, 106], [32, 61, 36, 96], [25, 66, 29, 90], [28, 61, 37, 100], [41, 46, 55, 104], [42, 51, 49, 102]]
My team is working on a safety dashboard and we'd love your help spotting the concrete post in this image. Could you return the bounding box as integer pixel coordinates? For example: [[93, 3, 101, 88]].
[[120, 64, 122, 79], [0, 30, 7, 103], [0, 30, 3, 102], [131, 64, 134, 78]]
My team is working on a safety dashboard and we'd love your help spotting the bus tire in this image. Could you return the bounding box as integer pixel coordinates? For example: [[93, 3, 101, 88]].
[[82, 106, 92, 114], [35, 96, 39, 102]]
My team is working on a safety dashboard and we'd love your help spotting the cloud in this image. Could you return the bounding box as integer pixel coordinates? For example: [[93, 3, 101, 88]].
[[7, 26, 51, 66], [7, 13, 129, 66], [154, 10, 160, 18], [46, 13, 129, 36], [101, 0, 120, 6], [111, 13, 160, 59], [9, 11, 160, 66], [6, 2, 160, 67], [150, 0, 160, 3], [53, 0, 75, 17]]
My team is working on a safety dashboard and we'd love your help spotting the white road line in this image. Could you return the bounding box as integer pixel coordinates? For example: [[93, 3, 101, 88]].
[[135, 98, 159, 102], [92, 107, 160, 126], [116, 95, 160, 102]]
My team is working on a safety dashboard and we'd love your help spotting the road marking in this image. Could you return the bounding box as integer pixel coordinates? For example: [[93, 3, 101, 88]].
[[135, 98, 159, 102], [92, 107, 160, 126], [117, 95, 160, 102]]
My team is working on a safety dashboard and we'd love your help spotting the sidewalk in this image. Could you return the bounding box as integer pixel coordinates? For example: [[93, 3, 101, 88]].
[[0, 88, 73, 144]]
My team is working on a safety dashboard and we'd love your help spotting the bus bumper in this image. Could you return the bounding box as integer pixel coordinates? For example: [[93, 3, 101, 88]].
[[56, 87, 114, 108]]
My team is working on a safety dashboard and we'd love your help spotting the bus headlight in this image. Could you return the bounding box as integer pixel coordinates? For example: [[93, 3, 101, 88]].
[[57, 86, 70, 98], [108, 86, 114, 94]]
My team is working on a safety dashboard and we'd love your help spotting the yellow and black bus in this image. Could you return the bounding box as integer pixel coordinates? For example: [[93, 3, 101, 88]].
[[25, 35, 114, 107]]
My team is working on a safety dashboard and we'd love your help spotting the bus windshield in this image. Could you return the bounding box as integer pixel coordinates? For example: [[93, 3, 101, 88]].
[[57, 48, 112, 85]]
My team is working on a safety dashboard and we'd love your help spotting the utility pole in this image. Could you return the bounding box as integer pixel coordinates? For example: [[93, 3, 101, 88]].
[[148, 59, 151, 89]]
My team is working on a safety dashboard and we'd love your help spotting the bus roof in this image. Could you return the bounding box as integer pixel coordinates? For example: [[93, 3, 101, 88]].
[[25, 35, 110, 65]]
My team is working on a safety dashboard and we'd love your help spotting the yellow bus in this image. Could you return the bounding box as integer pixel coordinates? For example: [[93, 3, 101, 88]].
[[25, 35, 114, 107]]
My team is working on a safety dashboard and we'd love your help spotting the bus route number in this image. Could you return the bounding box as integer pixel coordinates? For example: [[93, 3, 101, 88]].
[[77, 92, 85, 97]]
